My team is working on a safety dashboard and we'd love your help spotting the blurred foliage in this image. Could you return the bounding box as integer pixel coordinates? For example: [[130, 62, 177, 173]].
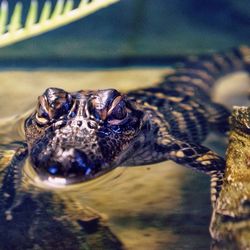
[[0, 0, 249, 65], [0, 0, 119, 48]]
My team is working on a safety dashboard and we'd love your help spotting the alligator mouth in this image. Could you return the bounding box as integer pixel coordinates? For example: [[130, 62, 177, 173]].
[[31, 159, 116, 185], [29, 145, 115, 185]]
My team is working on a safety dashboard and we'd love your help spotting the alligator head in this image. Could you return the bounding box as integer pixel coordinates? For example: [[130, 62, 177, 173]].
[[25, 88, 144, 184]]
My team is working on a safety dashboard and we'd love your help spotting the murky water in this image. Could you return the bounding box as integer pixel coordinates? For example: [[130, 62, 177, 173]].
[[0, 68, 249, 249]]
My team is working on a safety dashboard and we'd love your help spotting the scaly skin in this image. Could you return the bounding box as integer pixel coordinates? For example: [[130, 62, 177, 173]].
[[19, 47, 250, 189], [210, 106, 250, 250], [23, 46, 250, 203]]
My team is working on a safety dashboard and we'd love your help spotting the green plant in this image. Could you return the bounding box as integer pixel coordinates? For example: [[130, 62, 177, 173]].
[[0, 0, 119, 48]]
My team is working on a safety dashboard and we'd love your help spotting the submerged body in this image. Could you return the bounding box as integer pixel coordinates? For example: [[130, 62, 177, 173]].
[[210, 106, 250, 249]]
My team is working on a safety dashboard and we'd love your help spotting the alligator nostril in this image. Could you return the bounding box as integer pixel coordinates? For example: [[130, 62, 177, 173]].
[[77, 121, 82, 127]]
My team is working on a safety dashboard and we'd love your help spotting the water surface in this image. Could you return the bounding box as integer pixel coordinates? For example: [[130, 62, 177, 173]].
[[0, 68, 249, 249]]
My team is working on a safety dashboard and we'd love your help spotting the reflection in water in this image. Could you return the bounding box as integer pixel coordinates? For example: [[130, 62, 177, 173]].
[[0, 69, 249, 249]]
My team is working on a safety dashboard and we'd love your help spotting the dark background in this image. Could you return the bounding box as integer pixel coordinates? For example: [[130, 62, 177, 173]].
[[0, 0, 249, 67]]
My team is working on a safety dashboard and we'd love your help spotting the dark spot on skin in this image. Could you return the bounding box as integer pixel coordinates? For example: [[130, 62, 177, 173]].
[[241, 199, 250, 208], [171, 144, 181, 151], [183, 148, 195, 157], [77, 121, 82, 127]]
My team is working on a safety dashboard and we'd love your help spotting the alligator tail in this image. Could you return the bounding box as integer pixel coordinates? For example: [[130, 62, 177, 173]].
[[161, 45, 250, 95], [238, 45, 250, 73]]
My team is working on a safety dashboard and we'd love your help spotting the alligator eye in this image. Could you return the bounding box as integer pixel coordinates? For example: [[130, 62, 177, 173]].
[[108, 96, 128, 122], [88, 97, 103, 121], [50, 93, 72, 119], [88, 93, 128, 122], [35, 101, 50, 125], [36, 88, 73, 122]]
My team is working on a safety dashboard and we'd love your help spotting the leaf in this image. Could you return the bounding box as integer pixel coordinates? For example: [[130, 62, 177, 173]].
[[0, 0, 120, 48], [0, 1, 8, 35], [51, 0, 64, 20], [9, 2, 22, 33], [39, 1, 52, 23], [26, 0, 38, 29], [63, 0, 74, 15]]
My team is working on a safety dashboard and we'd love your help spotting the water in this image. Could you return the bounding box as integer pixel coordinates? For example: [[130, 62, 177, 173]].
[[0, 68, 249, 249]]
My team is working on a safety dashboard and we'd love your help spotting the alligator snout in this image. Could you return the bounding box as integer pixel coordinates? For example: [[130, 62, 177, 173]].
[[31, 146, 104, 184]]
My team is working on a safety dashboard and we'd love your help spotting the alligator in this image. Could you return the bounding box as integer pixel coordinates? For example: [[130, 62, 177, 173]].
[[23, 46, 250, 203]]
